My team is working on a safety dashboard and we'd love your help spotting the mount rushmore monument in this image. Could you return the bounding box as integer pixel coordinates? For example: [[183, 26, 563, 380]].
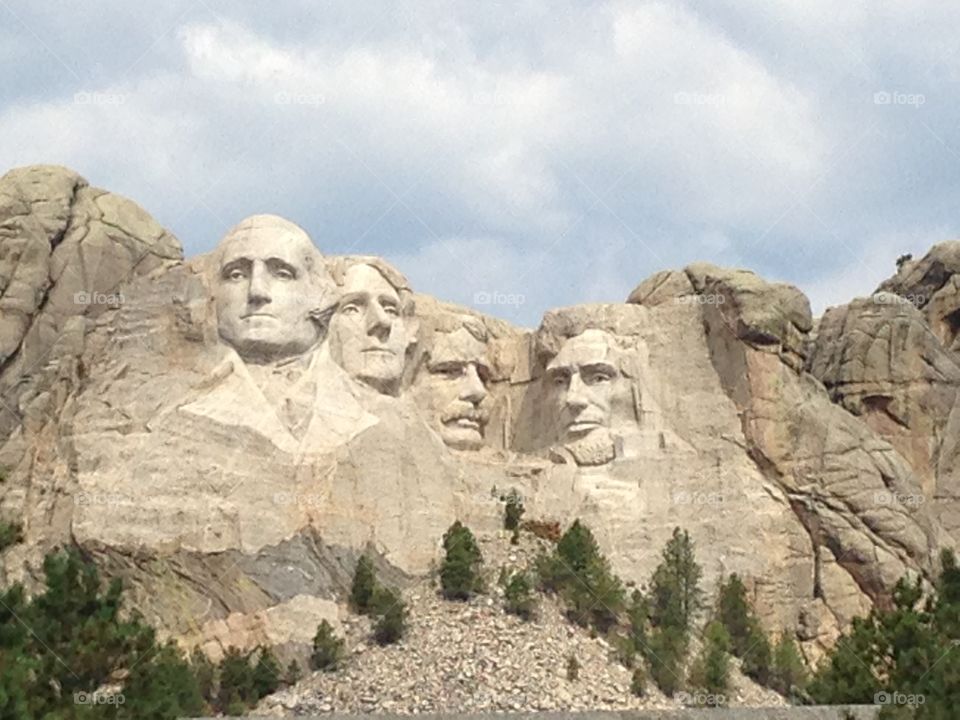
[[1, 164, 959, 664]]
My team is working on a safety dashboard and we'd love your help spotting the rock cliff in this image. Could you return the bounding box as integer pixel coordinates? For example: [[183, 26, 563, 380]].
[[0, 164, 955, 667]]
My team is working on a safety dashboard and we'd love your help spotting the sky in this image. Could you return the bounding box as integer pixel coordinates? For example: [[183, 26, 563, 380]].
[[2, 0, 960, 328]]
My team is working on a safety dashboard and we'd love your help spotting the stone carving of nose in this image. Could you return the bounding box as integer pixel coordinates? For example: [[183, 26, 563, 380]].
[[459, 364, 487, 405], [365, 302, 391, 340], [565, 372, 589, 410], [247, 262, 271, 306]]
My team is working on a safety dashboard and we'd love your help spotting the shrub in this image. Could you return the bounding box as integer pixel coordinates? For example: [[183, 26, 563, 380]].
[[503, 488, 525, 531], [311, 619, 344, 671], [566, 653, 580, 681], [521, 518, 562, 542], [440, 521, 484, 600], [285, 659, 302, 686], [350, 555, 378, 614], [504, 570, 536, 620], [373, 587, 407, 645], [0, 519, 22, 551], [630, 666, 647, 697]]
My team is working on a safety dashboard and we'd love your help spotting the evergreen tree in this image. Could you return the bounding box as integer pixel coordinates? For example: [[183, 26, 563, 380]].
[[190, 647, 216, 703], [649, 527, 703, 633], [630, 666, 647, 697], [373, 587, 407, 645], [537, 519, 625, 632], [350, 555, 378, 614], [311, 619, 344, 671], [504, 570, 536, 620], [252, 646, 282, 699], [771, 634, 808, 700], [216, 646, 256, 714], [645, 625, 687, 697], [440, 521, 484, 600], [688, 620, 730, 699], [121, 642, 205, 719]]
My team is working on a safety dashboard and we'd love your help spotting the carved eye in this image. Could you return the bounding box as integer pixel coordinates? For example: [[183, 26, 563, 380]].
[[341, 303, 361, 316], [382, 303, 399, 317], [584, 370, 612, 385], [275, 267, 295, 280], [227, 268, 246, 281]]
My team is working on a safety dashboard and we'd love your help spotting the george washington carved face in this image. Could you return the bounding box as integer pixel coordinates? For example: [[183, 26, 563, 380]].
[[213, 215, 327, 364]]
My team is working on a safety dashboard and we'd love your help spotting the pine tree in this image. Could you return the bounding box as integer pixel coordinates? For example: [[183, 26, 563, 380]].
[[252, 646, 282, 699], [440, 521, 484, 600], [311, 619, 344, 671], [649, 527, 703, 633], [538, 519, 625, 632], [771, 634, 808, 699], [688, 620, 730, 699], [216, 646, 256, 714], [350, 555, 378, 614], [630, 666, 647, 697], [504, 570, 536, 620], [373, 587, 407, 645]]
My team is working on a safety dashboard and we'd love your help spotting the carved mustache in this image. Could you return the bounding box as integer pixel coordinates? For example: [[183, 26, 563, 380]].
[[440, 403, 489, 426]]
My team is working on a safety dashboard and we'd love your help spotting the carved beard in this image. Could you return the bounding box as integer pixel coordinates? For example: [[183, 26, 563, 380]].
[[553, 427, 616, 466]]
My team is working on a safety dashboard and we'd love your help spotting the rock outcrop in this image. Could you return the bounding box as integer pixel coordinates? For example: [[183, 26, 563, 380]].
[[0, 165, 956, 670]]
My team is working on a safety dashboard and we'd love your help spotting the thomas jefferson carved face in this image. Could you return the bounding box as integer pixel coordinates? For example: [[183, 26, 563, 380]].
[[214, 215, 325, 364], [545, 329, 628, 444], [327, 263, 413, 394], [412, 322, 491, 450]]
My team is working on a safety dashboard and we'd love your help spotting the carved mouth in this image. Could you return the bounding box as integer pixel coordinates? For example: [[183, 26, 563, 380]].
[[241, 313, 277, 320], [362, 348, 395, 356], [566, 419, 603, 433], [447, 417, 481, 431]]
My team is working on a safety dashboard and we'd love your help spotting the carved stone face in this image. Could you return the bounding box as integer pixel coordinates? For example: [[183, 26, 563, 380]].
[[412, 326, 491, 450], [328, 263, 411, 394], [545, 329, 628, 444], [214, 216, 324, 364]]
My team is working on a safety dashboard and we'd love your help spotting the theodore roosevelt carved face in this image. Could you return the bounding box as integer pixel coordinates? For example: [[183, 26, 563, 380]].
[[411, 317, 492, 450], [213, 215, 327, 364]]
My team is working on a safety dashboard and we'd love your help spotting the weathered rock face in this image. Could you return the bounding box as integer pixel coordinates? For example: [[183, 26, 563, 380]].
[[807, 244, 960, 542], [0, 165, 955, 666]]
